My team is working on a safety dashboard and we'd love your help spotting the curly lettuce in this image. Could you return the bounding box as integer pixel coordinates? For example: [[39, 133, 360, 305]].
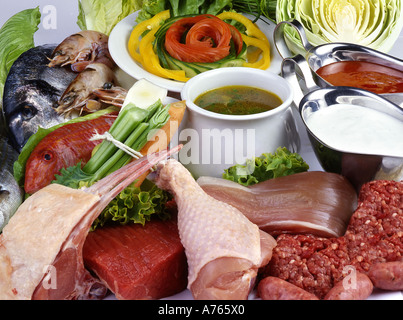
[[223, 147, 309, 186], [91, 180, 172, 230]]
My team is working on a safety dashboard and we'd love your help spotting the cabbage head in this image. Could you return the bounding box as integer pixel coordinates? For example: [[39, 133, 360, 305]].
[[276, 0, 403, 54]]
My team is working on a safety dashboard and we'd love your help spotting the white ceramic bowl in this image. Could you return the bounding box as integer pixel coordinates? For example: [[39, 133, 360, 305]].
[[179, 67, 300, 178]]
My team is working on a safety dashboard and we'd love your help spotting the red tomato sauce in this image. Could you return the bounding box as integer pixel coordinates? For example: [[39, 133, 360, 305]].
[[316, 61, 403, 94]]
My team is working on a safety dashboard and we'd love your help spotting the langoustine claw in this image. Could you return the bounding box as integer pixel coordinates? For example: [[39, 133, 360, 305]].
[[0, 146, 182, 300], [49, 30, 115, 72], [57, 63, 116, 115]]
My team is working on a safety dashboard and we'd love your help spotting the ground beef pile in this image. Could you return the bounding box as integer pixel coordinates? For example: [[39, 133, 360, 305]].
[[264, 180, 403, 299]]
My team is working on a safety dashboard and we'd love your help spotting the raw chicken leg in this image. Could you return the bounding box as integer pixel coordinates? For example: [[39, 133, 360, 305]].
[[0, 147, 181, 300], [155, 159, 277, 300]]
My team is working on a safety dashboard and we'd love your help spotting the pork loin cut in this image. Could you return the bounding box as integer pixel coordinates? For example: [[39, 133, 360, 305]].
[[83, 216, 188, 300]]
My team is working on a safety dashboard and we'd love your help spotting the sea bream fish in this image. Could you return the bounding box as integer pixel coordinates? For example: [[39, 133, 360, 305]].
[[0, 134, 23, 233], [3, 44, 77, 152]]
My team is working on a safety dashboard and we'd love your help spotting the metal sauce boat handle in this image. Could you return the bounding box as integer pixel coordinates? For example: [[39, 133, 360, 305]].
[[281, 54, 319, 108], [274, 20, 314, 59]]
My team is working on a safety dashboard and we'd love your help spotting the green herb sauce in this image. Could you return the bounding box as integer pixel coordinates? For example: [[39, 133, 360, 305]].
[[195, 85, 282, 115]]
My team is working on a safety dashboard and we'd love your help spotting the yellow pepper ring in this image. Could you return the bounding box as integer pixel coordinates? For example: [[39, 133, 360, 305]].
[[129, 10, 271, 80], [141, 27, 189, 81], [242, 34, 271, 69], [129, 9, 189, 82], [128, 10, 170, 63], [216, 12, 269, 41], [217, 12, 271, 70]]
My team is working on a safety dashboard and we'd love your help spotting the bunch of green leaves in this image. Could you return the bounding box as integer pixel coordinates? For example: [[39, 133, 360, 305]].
[[136, 0, 233, 22], [136, 0, 278, 23], [91, 180, 172, 230], [223, 147, 309, 186]]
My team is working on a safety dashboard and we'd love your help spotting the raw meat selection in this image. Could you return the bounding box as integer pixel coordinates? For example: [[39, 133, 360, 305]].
[[264, 180, 403, 299], [155, 159, 277, 300], [0, 147, 179, 300], [83, 215, 188, 300], [198, 171, 357, 238]]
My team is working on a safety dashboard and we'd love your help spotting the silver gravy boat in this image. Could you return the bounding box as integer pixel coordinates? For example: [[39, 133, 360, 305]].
[[274, 19, 403, 108], [274, 20, 403, 191]]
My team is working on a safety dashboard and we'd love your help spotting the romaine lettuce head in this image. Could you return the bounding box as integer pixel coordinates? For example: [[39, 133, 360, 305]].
[[276, 0, 403, 54]]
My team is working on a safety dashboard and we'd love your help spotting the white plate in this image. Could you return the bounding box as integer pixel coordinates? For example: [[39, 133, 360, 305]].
[[108, 11, 283, 93]]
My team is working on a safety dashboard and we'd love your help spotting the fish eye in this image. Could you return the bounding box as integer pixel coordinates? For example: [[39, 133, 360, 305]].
[[20, 104, 37, 120], [103, 82, 113, 90], [43, 152, 53, 161]]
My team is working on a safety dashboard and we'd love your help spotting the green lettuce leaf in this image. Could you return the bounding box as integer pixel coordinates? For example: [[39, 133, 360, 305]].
[[136, 0, 234, 22], [223, 147, 309, 186], [91, 179, 172, 230], [0, 7, 41, 102], [77, 0, 142, 35]]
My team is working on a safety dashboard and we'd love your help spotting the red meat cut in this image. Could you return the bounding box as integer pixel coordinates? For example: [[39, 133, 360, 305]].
[[83, 216, 188, 300]]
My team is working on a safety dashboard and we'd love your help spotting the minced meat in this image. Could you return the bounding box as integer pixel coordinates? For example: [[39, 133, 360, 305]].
[[264, 180, 403, 299]]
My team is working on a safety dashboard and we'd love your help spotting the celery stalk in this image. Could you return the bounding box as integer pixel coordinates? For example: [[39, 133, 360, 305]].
[[83, 106, 149, 174], [94, 122, 149, 181], [54, 100, 171, 189], [105, 104, 171, 176]]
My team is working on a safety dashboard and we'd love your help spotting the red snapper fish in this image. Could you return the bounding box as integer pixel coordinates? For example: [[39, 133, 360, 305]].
[[24, 113, 117, 194]]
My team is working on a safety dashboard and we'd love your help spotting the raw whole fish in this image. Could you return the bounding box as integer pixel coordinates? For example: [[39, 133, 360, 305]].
[[0, 147, 180, 300], [197, 171, 358, 238], [24, 112, 117, 195], [83, 215, 188, 300], [154, 159, 276, 300], [0, 135, 23, 232], [3, 45, 77, 152]]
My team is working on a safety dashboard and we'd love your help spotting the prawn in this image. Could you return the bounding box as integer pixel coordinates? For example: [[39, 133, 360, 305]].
[[48, 30, 115, 72], [57, 63, 117, 115]]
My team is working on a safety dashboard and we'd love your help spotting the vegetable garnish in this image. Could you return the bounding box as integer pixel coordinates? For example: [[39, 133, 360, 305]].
[[223, 147, 309, 186], [91, 179, 172, 230], [54, 100, 170, 189], [128, 10, 271, 80], [128, 10, 189, 81], [164, 14, 243, 63], [276, 0, 403, 54]]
